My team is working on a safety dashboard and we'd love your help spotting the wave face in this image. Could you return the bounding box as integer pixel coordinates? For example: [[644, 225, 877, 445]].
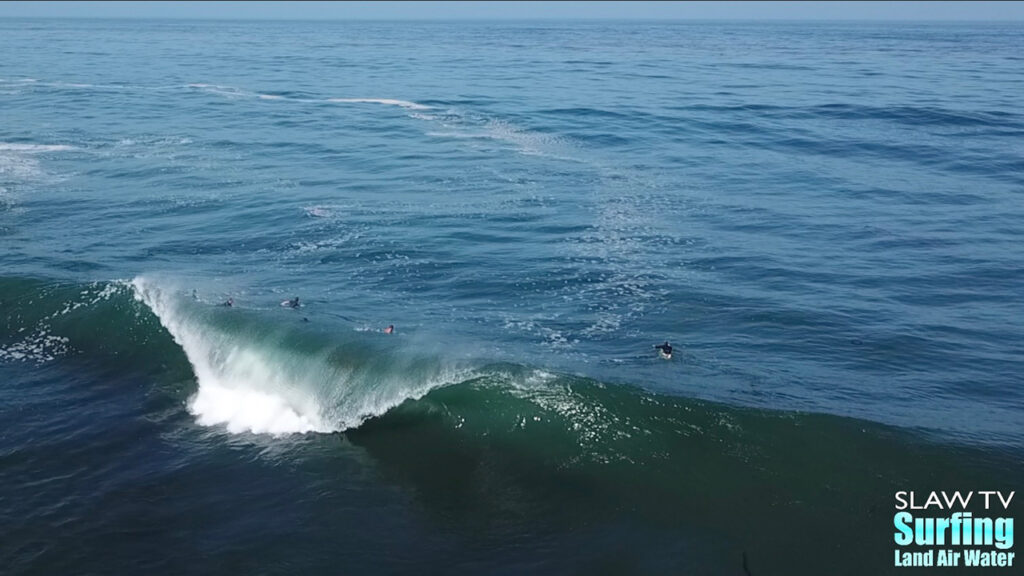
[[131, 276, 469, 435], [350, 370, 1023, 575], [0, 275, 468, 435], [2, 274, 1023, 575], [133, 277, 332, 434]]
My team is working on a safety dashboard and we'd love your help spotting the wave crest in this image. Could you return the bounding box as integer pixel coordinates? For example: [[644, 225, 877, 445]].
[[131, 276, 465, 436]]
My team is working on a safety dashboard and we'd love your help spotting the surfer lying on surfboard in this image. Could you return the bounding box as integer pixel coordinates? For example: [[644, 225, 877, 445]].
[[282, 297, 300, 309], [654, 341, 673, 359]]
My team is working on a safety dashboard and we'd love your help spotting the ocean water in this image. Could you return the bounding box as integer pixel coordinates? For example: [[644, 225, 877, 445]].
[[1, 18, 1022, 575]]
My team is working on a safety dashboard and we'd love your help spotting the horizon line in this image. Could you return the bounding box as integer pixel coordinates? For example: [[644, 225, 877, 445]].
[[2, 15, 1023, 23]]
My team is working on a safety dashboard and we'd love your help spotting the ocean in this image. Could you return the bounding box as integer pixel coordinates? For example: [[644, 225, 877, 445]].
[[1, 18, 1022, 575]]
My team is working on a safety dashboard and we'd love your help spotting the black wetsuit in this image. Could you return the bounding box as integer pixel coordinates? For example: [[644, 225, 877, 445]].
[[655, 343, 672, 356]]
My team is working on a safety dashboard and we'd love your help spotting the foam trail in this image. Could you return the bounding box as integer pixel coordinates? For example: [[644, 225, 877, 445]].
[[0, 142, 73, 184], [327, 98, 432, 110], [0, 143, 75, 152], [186, 83, 251, 98], [186, 82, 429, 110], [304, 206, 332, 218]]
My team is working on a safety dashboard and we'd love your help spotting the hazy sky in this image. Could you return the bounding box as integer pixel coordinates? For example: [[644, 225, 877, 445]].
[[1, 1, 1023, 21]]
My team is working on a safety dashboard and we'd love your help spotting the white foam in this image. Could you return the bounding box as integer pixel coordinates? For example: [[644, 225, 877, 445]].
[[113, 136, 192, 151], [190, 381, 325, 435], [425, 131, 492, 140], [187, 83, 249, 98], [0, 154, 40, 181], [0, 330, 70, 364], [327, 98, 431, 110], [47, 282, 124, 320], [133, 277, 332, 436], [502, 317, 577, 350], [132, 276, 476, 438], [185, 82, 430, 111], [501, 371, 632, 457], [423, 113, 580, 161], [187, 83, 229, 90], [482, 119, 577, 160], [303, 205, 332, 218], [580, 312, 623, 337], [0, 142, 77, 192], [0, 143, 75, 152]]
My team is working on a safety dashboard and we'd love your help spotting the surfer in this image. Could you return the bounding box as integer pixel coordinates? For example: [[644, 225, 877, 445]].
[[383, 324, 394, 334], [220, 298, 233, 308], [283, 297, 300, 309], [654, 341, 672, 359]]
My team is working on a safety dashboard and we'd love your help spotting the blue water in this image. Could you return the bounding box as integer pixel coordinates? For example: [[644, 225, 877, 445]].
[[2, 19, 1022, 575]]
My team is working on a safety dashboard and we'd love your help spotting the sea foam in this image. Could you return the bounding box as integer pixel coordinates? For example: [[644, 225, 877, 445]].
[[326, 98, 431, 110], [132, 277, 333, 436], [132, 277, 467, 437]]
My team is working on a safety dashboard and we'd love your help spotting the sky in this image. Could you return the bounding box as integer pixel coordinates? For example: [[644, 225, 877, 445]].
[[0, 1, 1023, 21]]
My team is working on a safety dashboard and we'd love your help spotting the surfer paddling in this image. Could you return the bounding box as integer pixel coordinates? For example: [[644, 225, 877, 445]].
[[282, 297, 300, 309], [383, 324, 394, 334], [654, 341, 673, 359], [219, 297, 234, 308]]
